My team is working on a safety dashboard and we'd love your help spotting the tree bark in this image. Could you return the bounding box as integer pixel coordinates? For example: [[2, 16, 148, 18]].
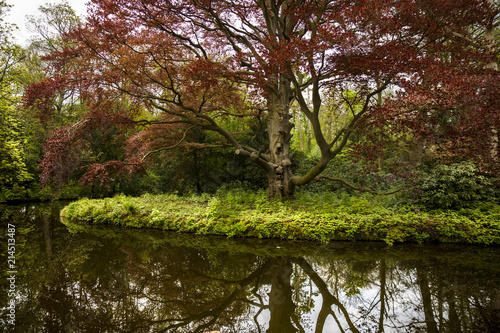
[[378, 259, 387, 333], [294, 104, 304, 152], [266, 104, 294, 198], [485, 0, 499, 163], [417, 268, 439, 333], [266, 45, 295, 198], [267, 259, 297, 333]]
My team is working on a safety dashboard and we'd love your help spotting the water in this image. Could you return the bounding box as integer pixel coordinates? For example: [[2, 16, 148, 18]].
[[1, 202, 499, 332]]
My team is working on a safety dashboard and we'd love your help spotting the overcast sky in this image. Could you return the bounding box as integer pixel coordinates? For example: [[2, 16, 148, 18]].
[[5, 0, 89, 45]]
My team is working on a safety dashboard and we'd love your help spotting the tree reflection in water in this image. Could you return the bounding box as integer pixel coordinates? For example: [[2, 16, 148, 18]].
[[0, 203, 499, 332]]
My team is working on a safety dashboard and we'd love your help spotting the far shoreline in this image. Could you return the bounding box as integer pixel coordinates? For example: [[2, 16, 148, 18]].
[[59, 192, 500, 246]]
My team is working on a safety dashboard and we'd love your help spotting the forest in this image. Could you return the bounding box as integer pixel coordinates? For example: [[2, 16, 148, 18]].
[[1, 0, 499, 237]]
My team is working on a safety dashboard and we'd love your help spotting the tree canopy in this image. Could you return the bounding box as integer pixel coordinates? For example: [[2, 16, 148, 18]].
[[0, 1, 33, 196], [26, 0, 499, 198]]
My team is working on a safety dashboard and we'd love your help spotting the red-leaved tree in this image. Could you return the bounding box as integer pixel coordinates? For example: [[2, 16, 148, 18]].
[[28, 0, 498, 198]]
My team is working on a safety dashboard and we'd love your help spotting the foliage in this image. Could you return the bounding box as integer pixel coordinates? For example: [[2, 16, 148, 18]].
[[1, 0, 497, 204], [138, 127, 268, 195], [0, 2, 35, 201], [27, 0, 497, 198], [6, 200, 500, 332], [61, 188, 500, 246], [0, 102, 32, 185], [292, 147, 407, 199], [26, 0, 81, 55], [415, 161, 499, 210], [0, 2, 93, 202]]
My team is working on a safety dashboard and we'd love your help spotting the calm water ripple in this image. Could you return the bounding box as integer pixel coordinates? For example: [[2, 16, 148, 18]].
[[1, 202, 499, 332]]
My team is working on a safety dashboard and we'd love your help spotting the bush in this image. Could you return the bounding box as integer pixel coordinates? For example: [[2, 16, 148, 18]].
[[415, 161, 499, 210], [60, 188, 500, 246]]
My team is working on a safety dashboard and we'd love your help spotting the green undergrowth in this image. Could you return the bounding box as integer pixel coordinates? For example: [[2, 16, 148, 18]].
[[60, 189, 500, 246]]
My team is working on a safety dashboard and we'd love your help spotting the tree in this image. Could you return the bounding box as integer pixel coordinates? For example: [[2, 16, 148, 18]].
[[0, 1, 34, 199], [0, 2, 89, 201], [26, 0, 82, 55], [23, 1, 83, 126], [364, 0, 500, 173], [32, 0, 497, 198]]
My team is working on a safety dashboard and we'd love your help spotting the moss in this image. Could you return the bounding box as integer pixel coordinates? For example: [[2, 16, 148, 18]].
[[60, 191, 500, 246]]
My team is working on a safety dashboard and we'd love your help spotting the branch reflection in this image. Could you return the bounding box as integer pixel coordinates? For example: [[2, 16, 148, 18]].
[[1, 203, 499, 332]]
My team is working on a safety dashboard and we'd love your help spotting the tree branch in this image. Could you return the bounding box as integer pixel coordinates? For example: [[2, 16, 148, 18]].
[[141, 124, 198, 161], [316, 175, 400, 195]]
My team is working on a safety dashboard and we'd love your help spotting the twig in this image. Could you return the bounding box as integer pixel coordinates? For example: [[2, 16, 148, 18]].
[[317, 175, 400, 195], [141, 124, 198, 161]]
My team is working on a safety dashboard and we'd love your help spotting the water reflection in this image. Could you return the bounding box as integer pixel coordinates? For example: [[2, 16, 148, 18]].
[[1, 203, 499, 332]]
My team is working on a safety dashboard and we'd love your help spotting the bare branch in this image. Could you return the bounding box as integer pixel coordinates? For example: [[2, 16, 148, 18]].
[[316, 175, 400, 195], [141, 124, 198, 161]]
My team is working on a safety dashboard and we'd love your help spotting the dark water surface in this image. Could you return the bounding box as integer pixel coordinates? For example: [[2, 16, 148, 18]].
[[1, 202, 499, 333]]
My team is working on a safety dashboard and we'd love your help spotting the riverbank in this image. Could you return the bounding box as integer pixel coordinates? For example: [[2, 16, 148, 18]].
[[60, 190, 500, 246]]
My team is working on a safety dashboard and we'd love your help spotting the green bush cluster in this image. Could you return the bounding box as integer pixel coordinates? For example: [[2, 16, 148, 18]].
[[61, 188, 500, 246], [415, 161, 499, 209]]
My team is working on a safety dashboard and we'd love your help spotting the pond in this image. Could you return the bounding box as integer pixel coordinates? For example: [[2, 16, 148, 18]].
[[1, 202, 499, 332]]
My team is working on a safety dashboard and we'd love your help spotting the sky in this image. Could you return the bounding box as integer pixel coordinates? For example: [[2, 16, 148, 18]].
[[4, 0, 89, 45]]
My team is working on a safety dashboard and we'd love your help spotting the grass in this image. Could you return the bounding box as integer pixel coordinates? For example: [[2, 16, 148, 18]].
[[60, 188, 500, 246]]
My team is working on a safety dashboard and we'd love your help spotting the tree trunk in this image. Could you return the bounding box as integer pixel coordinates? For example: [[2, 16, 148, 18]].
[[378, 259, 387, 332], [266, 78, 294, 198], [42, 210, 53, 262], [485, 1, 499, 163], [417, 268, 439, 333], [446, 291, 462, 333], [294, 105, 304, 152], [267, 259, 297, 333], [267, 114, 294, 198]]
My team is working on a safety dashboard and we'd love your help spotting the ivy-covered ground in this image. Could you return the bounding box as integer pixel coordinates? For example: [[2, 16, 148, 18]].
[[60, 187, 500, 246]]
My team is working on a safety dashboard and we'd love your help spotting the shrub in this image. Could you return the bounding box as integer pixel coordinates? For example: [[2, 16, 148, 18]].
[[416, 161, 498, 210], [60, 187, 500, 245]]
